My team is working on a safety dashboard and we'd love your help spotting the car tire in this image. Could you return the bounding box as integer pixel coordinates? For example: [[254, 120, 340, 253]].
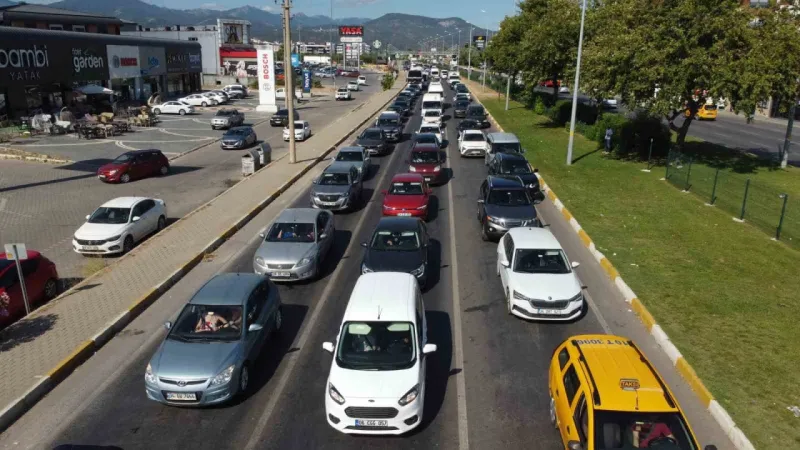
[[159, 165, 169, 176], [274, 307, 283, 334], [120, 172, 131, 183], [157, 215, 166, 232], [43, 278, 58, 300], [238, 364, 250, 396], [179, 109, 186, 116], [201, 101, 208, 107], [481, 220, 490, 242], [153, 108, 161, 115], [122, 236, 134, 254]]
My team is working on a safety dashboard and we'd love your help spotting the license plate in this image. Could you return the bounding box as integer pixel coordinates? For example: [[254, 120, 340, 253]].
[[82, 245, 100, 250], [98, 175, 106, 179], [398, 212, 412, 216], [165, 392, 197, 401], [321, 201, 337, 206], [271, 271, 291, 278], [355, 419, 388, 427], [535, 308, 561, 315]]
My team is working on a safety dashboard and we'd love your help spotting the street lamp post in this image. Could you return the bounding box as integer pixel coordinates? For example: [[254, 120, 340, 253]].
[[482, 24, 489, 91], [468, 27, 473, 79], [566, 0, 588, 165], [282, 0, 296, 164]]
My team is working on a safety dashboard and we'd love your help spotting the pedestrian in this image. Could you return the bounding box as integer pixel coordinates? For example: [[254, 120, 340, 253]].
[[604, 127, 613, 153]]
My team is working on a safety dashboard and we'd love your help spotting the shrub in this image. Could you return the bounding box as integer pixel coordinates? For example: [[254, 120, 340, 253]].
[[618, 113, 672, 159], [534, 100, 547, 115], [381, 73, 394, 91], [547, 100, 599, 127], [313, 79, 323, 88]]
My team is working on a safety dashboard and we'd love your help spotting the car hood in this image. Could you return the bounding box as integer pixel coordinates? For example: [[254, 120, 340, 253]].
[[384, 194, 427, 210], [97, 162, 128, 173], [153, 338, 241, 379], [484, 204, 538, 220], [255, 241, 315, 264], [313, 184, 351, 195], [212, 116, 232, 122], [499, 173, 539, 187], [75, 222, 128, 239], [509, 272, 581, 300], [363, 247, 425, 273], [356, 138, 384, 147], [329, 363, 419, 399], [461, 140, 487, 148], [376, 125, 400, 132], [410, 162, 440, 173], [222, 133, 245, 140]]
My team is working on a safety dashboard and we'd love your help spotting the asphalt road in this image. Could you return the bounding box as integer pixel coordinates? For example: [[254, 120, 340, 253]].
[[0, 73, 383, 282], [0, 80, 735, 450]]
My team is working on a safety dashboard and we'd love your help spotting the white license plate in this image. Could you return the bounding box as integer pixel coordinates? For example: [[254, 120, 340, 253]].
[[97, 175, 106, 179], [535, 308, 561, 315], [398, 212, 412, 216], [271, 271, 291, 278], [355, 419, 388, 427], [321, 202, 337, 206], [82, 245, 100, 250], [165, 392, 197, 401]]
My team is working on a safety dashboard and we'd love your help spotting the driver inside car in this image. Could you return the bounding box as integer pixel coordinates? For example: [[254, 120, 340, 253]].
[[632, 421, 675, 447]]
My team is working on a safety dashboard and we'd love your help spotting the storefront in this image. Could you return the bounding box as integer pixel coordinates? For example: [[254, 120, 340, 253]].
[[0, 27, 202, 119]]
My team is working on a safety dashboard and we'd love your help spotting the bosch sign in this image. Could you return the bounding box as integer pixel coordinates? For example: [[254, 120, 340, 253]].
[[338, 26, 364, 37]]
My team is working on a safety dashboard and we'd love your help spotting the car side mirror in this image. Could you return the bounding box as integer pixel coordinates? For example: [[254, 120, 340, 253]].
[[571, 261, 580, 269], [259, 232, 265, 238], [533, 168, 539, 173], [164, 321, 172, 330], [86, 214, 91, 220], [322, 342, 335, 353], [501, 259, 510, 268], [319, 233, 328, 240], [567, 442, 583, 450], [360, 241, 368, 247], [312, 177, 318, 185], [477, 199, 484, 204], [132, 216, 141, 222], [422, 343, 437, 354], [248, 323, 264, 332]]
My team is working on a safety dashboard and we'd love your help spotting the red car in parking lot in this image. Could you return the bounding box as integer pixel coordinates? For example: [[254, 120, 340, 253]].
[[97, 149, 170, 183], [407, 144, 447, 185], [0, 250, 59, 329], [382, 173, 432, 219]]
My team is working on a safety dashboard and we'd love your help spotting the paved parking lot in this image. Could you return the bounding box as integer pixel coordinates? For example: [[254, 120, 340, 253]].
[[0, 72, 383, 283]]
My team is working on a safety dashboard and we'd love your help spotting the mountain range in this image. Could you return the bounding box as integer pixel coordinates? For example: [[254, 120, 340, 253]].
[[1, 0, 487, 50]]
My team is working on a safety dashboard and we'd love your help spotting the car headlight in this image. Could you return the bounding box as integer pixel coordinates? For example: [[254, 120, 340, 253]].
[[486, 215, 502, 224], [209, 365, 235, 386], [255, 256, 265, 266], [410, 264, 425, 277], [569, 292, 584, 303], [398, 384, 420, 406], [329, 383, 345, 405], [145, 363, 157, 384], [361, 263, 373, 274], [108, 169, 117, 175], [513, 291, 532, 302], [433, 165, 441, 172], [107, 235, 121, 242], [296, 255, 314, 267], [409, 166, 417, 172], [236, 140, 243, 145], [527, 183, 538, 189]]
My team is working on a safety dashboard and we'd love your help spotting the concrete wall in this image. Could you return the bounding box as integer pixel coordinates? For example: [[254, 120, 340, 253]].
[[203, 74, 255, 89], [121, 30, 220, 76]]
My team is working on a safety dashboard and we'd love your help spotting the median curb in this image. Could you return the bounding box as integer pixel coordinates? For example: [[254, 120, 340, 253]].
[[0, 74, 406, 433], [0, 152, 74, 165], [468, 82, 756, 450]]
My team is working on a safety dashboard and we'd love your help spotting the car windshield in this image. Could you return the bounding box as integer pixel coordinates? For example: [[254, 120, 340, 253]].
[[514, 249, 569, 274], [411, 151, 439, 163], [336, 151, 363, 162], [425, 111, 441, 117], [460, 120, 480, 129], [337, 321, 416, 370], [468, 107, 485, 116], [361, 130, 383, 140], [226, 128, 249, 136], [493, 142, 521, 153], [168, 304, 243, 341], [377, 118, 399, 126], [370, 229, 420, 251], [502, 160, 532, 174], [88, 207, 130, 224], [265, 222, 315, 243], [389, 181, 424, 195], [456, 101, 470, 108], [419, 126, 439, 134], [216, 110, 235, 116], [464, 133, 484, 142], [318, 172, 350, 185], [422, 101, 441, 109], [338, 88, 348, 93], [112, 153, 134, 163], [415, 135, 437, 145], [488, 189, 531, 206], [395, 100, 409, 107], [593, 411, 698, 450], [275, 110, 288, 117]]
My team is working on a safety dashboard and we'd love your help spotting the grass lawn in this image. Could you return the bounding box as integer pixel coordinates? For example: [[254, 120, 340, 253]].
[[463, 79, 800, 450]]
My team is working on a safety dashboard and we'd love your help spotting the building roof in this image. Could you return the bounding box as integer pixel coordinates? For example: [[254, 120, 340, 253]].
[[274, 208, 320, 224], [343, 273, 417, 323], [0, 3, 125, 25], [0, 26, 201, 50], [569, 335, 679, 413], [189, 273, 263, 306], [506, 227, 562, 250], [101, 196, 150, 208]]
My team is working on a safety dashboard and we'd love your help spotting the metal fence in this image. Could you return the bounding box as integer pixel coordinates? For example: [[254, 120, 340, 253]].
[[665, 150, 797, 246]]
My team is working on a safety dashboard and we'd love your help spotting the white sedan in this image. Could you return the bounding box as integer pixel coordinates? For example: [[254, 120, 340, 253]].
[[458, 129, 488, 157], [422, 110, 442, 125], [179, 94, 218, 107], [497, 227, 584, 321], [346, 81, 360, 91], [418, 123, 445, 146], [283, 120, 312, 141], [73, 197, 167, 256], [205, 91, 228, 104], [151, 101, 194, 116], [357, 75, 368, 85]]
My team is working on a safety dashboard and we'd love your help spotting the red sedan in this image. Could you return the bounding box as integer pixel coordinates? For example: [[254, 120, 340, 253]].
[[540, 79, 562, 88], [408, 143, 447, 185], [0, 250, 59, 329], [382, 173, 432, 219], [97, 149, 170, 183]]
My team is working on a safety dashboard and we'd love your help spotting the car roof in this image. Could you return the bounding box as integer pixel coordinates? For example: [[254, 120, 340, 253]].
[[487, 132, 519, 143], [339, 146, 364, 152], [566, 335, 680, 413], [391, 173, 425, 183], [0, 250, 42, 268], [228, 126, 251, 131], [274, 207, 319, 223], [343, 273, 417, 323], [379, 111, 400, 117], [462, 129, 484, 135], [101, 196, 150, 208], [496, 152, 527, 162], [327, 161, 357, 173], [411, 143, 440, 152], [506, 227, 562, 249], [362, 127, 382, 133], [122, 149, 161, 155], [189, 273, 263, 306], [487, 175, 525, 189]]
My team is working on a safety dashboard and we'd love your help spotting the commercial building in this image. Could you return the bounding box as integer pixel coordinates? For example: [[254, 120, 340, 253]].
[[0, 3, 124, 34], [0, 27, 202, 119]]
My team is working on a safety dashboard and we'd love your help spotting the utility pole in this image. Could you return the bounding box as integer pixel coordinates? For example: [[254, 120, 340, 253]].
[[566, 0, 587, 165], [482, 24, 488, 90], [283, 0, 296, 164], [468, 27, 473, 78], [505, 76, 511, 110], [330, 0, 335, 89]]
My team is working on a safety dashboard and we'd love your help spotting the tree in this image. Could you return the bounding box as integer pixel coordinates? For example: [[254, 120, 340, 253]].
[[581, 0, 788, 148], [485, 15, 526, 80]]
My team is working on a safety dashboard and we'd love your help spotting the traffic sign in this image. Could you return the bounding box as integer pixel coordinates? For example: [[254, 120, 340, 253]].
[[4, 243, 27, 260], [373, 40, 382, 49]]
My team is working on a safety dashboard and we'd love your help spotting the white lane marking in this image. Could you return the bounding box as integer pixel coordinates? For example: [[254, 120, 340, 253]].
[[192, 119, 211, 125], [0, 198, 33, 218], [1, 140, 112, 147], [244, 103, 407, 450], [115, 141, 138, 150], [445, 144, 471, 450], [115, 138, 213, 144], [158, 129, 217, 139]]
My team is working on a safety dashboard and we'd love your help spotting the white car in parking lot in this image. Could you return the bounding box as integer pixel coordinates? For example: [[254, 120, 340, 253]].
[[179, 93, 218, 107], [73, 197, 167, 256], [283, 120, 312, 141], [151, 101, 194, 115], [458, 129, 488, 157], [497, 227, 584, 321], [205, 91, 228, 104]]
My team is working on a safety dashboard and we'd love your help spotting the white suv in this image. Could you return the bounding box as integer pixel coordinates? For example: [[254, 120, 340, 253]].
[[458, 129, 488, 157], [322, 272, 437, 435], [335, 87, 352, 101]]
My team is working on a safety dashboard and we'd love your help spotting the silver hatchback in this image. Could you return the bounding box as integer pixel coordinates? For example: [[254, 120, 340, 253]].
[[253, 208, 335, 281]]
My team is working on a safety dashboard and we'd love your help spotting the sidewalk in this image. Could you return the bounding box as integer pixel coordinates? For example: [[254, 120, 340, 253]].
[[0, 73, 405, 430]]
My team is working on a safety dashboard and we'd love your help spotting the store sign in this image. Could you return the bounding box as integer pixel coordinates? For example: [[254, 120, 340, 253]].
[[473, 35, 486, 50], [256, 46, 277, 112], [139, 46, 166, 76], [107, 45, 140, 79], [302, 70, 312, 93], [0, 44, 51, 83], [339, 26, 364, 37], [71, 44, 108, 81], [166, 48, 202, 73]]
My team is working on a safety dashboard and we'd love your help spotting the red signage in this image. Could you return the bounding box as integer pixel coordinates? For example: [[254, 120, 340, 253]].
[[338, 26, 364, 37], [261, 51, 270, 81], [120, 57, 137, 67]]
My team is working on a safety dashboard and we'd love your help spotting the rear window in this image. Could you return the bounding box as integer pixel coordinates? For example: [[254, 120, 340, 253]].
[[408, 70, 423, 79], [703, 105, 717, 110]]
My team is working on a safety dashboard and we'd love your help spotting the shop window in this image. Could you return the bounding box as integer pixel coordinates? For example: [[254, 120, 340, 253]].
[[72, 25, 86, 32]]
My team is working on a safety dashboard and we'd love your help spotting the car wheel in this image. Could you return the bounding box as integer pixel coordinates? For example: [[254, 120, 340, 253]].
[[506, 289, 513, 315], [238, 364, 250, 396], [122, 236, 134, 254], [159, 165, 169, 176], [274, 307, 283, 333], [120, 172, 131, 183], [481, 219, 490, 241], [157, 215, 166, 232], [549, 397, 558, 428], [43, 278, 58, 300], [179, 109, 186, 116], [201, 101, 208, 107], [153, 108, 161, 115]]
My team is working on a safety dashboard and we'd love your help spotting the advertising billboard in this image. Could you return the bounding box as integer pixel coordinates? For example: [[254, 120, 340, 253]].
[[138, 46, 166, 76], [222, 23, 245, 45], [338, 26, 364, 37], [291, 53, 301, 68], [221, 58, 257, 77], [107, 45, 140, 79], [70, 43, 108, 81], [166, 47, 203, 74], [473, 35, 486, 50], [302, 70, 312, 93], [255, 46, 277, 113]]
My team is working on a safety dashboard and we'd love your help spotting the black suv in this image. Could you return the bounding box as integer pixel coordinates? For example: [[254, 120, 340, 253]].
[[487, 153, 545, 203], [477, 176, 541, 241], [457, 119, 483, 133], [392, 98, 411, 116], [466, 105, 490, 128], [353, 127, 390, 156], [270, 108, 300, 127], [453, 100, 470, 118]]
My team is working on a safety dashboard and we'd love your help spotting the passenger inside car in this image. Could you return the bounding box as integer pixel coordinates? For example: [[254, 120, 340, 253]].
[[196, 310, 229, 332]]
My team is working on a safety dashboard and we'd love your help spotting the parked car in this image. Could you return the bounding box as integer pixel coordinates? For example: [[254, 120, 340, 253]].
[[333, 146, 371, 178], [417, 123, 446, 148], [253, 208, 334, 281], [498, 227, 583, 320], [283, 120, 312, 141], [0, 250, 59, 329], [322, 272, 436, 435], [204, 91, 228, 104], [210, 90, 230, 103], [97, 149, 170, 183], [73, 197, 167, 255], [353, 127, 390, 156], [540, 79, 562, 88], [335, 88, 352, 101], [408, 143, 446, 185], [144, 273, 282, 406], [223, 84, 248, 97], [458, 129, 488, 157], [221, 126, 257, 150], [381, 173, 432, 220], [347, 81, 360, 91], [276, 87, 304, 101], [477, 176, 540, 241], [152, 101, 194, 116], [270, 108, 300, 127], [487, 153, 545, 202], [211, 109, 245, 130], [179, 93, 217, 107], [310, 163, 363, 212], [465, 105, 490, 128], [361, 216, 430, 284], [357, 75, 368, 85], [373, 111, 403, 142]]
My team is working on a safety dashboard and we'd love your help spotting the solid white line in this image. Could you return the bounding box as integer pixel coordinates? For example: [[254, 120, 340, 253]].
[[446, 142, 470, 450], [158, 129, 217, 139], [115, 141, 138, 150]]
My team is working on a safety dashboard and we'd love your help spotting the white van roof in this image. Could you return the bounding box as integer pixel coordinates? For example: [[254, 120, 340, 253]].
[[343, 273, 417, 322]]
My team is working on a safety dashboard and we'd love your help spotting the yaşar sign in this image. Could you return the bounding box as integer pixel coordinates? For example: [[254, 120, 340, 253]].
[[338, 26, 364, 37]]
